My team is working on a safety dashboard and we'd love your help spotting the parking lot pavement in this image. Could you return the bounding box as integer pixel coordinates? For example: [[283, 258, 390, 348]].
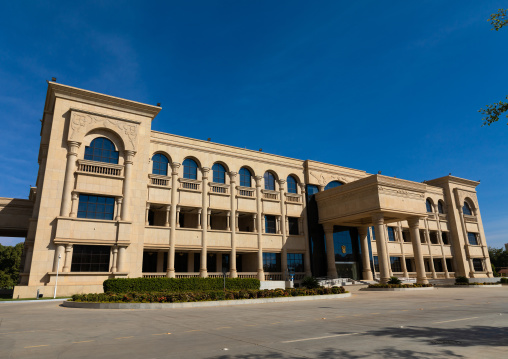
[[1, 287, 507, 358]]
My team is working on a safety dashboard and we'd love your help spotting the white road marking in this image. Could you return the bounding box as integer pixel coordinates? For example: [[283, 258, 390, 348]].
[[281, 332, 365, 343], [433, 317, 479, 324]]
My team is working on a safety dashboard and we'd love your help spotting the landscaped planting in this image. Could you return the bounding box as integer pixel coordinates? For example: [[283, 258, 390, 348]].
[[454, 282, 501, 285], [72, 287, 347, 303], [501, 278, 508, 284], [368, 283, 433, 288], [103, 277, 260, 293]]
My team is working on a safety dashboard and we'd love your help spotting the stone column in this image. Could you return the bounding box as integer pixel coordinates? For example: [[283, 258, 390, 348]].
[[165, 205, 170, 227], [145, 204, 150, 226], [69, 193, 79, 218], [60, 141, 80, 217], [408, 217, 428, 284], [279, 179, 288, 279], [207, 209, 211, 230], [253, 213, 257, 232], [255, 175, 264, 281], [372, 214, 390, 284], [53, 244, 65, 272], [121, 150, 136, 221], [226, 211, 231, 231], [167, 162, 181, 279], [62, 244, 73, 272], [197, 209, 202, 229], [115, 198, 123, 221], [358, 226, 373, 280], [117, 246, 126, 272], [323, 223, 338, 279], [424, 219, 437, 279], [229, 171, 238, 278], [397, 223, 409, 278], [300, 184, 312, 277], [111, 246, 118, 273], [200, 167, 210, 278]]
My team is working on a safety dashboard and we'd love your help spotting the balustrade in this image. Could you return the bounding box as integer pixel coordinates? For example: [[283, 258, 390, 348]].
[[285, 194, 301, 203], [149, 174, 171, 187], [263, 191, 279, 200], [237, 187, 255, 197], [179, 179, 201, 191], [209, 183, 229, 194], [77, 159, 123, 177]]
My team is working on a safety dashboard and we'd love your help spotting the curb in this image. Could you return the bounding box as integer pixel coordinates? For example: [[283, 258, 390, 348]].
[[363, 287, 435, 292], [0, 298, 71, 304], [62, 292, 352, 309], [442, 284, 503, 288]]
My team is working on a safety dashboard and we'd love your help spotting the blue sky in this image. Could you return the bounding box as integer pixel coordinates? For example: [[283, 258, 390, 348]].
[[1, 1, 507, 248]]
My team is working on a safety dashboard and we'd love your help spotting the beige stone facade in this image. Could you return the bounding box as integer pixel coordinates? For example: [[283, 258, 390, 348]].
[[2, 82, 492, 298]]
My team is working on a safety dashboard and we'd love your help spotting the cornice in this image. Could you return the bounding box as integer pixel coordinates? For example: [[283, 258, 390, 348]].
[[425, 175, 480, 189]]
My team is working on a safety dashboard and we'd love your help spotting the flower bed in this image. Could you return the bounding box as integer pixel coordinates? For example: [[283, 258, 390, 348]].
[[71, 287, 346, 304], [368, 283, 433, 289]]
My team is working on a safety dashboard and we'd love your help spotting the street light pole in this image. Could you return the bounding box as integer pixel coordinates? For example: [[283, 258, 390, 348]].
[[53, 253, 62, 299]]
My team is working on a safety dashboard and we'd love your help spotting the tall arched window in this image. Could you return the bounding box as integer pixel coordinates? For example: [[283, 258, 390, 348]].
[[463, 201, 473, 216], [324, 181, 342, 190], [438, 201, 445, 214], [264, 172, 276, 191], [287, 176, 298, 194], [183, 158, 198, 180], [84, 137, 119, 164], [239, 167, 252, 187], [426, 199, 433, 213], [212, 163, 226, 184], [152, 153, 169, 176]]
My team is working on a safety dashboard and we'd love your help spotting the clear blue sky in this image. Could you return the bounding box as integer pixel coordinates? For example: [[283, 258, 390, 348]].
[[1, 1, 507, 248]]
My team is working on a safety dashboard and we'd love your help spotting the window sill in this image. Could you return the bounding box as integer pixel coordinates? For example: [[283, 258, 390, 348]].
[[57, 216, 132, 224]]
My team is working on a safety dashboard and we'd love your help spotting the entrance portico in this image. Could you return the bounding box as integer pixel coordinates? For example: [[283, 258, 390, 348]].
[[315, 175, 430, 284]]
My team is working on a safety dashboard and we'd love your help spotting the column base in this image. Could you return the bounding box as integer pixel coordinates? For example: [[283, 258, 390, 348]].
[[199, 269, 208, 278], [362, 271, 373, 281], [379, 277, 390, 284], [416, 277, 429, 285], [403, 272, 409, 278], [257, 269, 265, 281], [444, 271, 450, 279], [230, 269, 238, 278], [431, 272, 437, 279], [327, 271, 338, 279], [166, 269, 175, 278], [469, 272, 476, 278]]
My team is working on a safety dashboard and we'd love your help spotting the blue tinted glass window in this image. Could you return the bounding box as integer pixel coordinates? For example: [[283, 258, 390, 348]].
[[183, 159, 198, 180], [239, 167, 252, 187], [324, 181, 342, 190], [287, 176, 298, 194], [264, 172, 275, 190], [262, 253, 281, 272], [426, 199, 433, 213], [288, 217, 299, 235], [265, 215, 276, 234], [212, 163, 226, 184], [390, 257, 402, 272], [306, 185, 319, 202], [467, 232, 478, 245], [372, 256, 379, 272], [84, 137, 119, 164], [370, 227, 376, 241], [387, 227, 396, 241], [287, 253, 303, 272], [463, 202, 472, 216], [77, 194, 115, 220], [152, 153, 169, 176], [438, 201, 445, 214]]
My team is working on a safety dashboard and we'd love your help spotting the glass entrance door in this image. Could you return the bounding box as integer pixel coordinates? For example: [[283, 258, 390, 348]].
[[335, 262, 359, 280]]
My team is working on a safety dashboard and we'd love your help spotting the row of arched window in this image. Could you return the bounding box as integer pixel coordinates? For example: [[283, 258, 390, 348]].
[[426, 197, 475, 216]]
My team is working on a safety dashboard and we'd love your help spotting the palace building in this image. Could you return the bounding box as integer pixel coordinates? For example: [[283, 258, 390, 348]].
[[0, 82, 493, 298]]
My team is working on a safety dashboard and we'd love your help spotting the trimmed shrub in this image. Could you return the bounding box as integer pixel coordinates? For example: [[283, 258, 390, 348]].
[[103, 277, 260, 293], [387, 276, 402, 285], [455, 276, 469, 285], [501, 277, 508, 284], [368, 283, 433, 288], [301, 276, 320, 289], [72, 286, 347, 303]]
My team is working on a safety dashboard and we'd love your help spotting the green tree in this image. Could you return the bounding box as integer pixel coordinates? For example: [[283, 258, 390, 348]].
[[479, 9, 508, 126], [488, 246, 508, 273], [0, 243, 24, 288]]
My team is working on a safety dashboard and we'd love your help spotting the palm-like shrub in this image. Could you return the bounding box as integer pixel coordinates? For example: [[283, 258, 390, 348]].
[[455, 276, 469, 284], [387, 276, 402, 285], [301, 276, 320, 289]]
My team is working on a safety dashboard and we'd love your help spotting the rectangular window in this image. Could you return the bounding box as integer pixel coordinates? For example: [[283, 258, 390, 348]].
[[287, 253, 304, 272], [467, 232, 478, 245], [265, 215, 276, 234], [288, 217, 299, 235], [429, 231, 439, 244], [402, 230, 411, 242], [441, 232, 449, 245], [387, 227, 396, 242], [445, 258, 453, 272], [472, 258, 484, 272], [420, 230, 426, 243], [370, 227, 376, 241], [263, 253, 281, 272], [372, 256, 379, 272], [405, 258, 413, 272], [433, 258, 443, 272], [390, 257, 402, 272], [77, 194, 115, 220], [71, 245, 110, 272]]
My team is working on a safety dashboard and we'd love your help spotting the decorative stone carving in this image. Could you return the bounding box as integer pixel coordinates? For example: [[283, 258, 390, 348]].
[[309, 171, 350, 186]]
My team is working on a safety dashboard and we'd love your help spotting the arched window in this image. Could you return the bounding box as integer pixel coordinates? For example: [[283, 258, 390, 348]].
[[264, 172, 276, 191], [84, 137, 119, 164], [212, 163, 226, 184], [463, 201, 473, 216], [324, 181, 342, 190], [152, 153, 169, 176], [183, 158, 198, 180], [239, 167, 252, 187], [438, 201, 445, 214], [426, 199, 433, 213], [287, 176, 298, 194]]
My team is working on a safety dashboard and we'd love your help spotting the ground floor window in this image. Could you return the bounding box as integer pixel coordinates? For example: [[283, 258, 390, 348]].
[[71, 245, 110, 272], [288, 217, 299, 235], [77, 195, 115, 220], [405, 258, 413, 272], [263, 252, 281, 272], [472, 258, 484, 272], [287, 253, 303, 272], [390, 257, 402, 272], [429, 231, 439, 244], [467, 232, 478, 245], [445, 258, 453, 272], [402, 230, 411, 242], [372, 256, 379, 272], [433, 258, 444, 272]]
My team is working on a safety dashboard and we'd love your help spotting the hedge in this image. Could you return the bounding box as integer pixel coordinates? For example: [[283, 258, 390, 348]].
[[103, 277, 260, 293], [368, 283, 433, 288], [501, 277, 508, 284], [455, 282, 500, 286], [72, 287, 346, 303]]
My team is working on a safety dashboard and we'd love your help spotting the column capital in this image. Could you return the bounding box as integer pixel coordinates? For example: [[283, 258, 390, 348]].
[[65, 244, 73, 251], [197, 208, 202, 214], [171, 162, 181, 174], [229, 171, 238, 182], [71, 193, 79, 200], [407, 217, 421, 228], [322, 223, 334, 233], [227, 210, 231, 216], [115, 197, 123, 204], [277, 179, 286, 186], [254, 176, 263, 187], [67, 141, 80, 156], [201, 167, 210, 179], [124, 150, 136, 164], [165, 205, 170, 211], [146, 203, 151, 210], [371, 213, 384, 225], [299, 183, 306, 193], [207, 208, 211, 215], [318, 185, 325, 192], [357, 226, 369, 237]]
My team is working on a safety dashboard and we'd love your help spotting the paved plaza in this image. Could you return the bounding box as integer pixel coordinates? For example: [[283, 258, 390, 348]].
[[1, 287, 507, 358]]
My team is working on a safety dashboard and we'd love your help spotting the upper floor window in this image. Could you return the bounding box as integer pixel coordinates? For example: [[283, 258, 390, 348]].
[[77, 194, 115, 220], [463, 201, 473, 216], [84, 137, 119, 164], [325, 181, 342, 190], [438, 201, 445, 214], [183, 158, 198, 180], [288, 217, 299, 235], [287, 176, 298, 194], [306, 185, 319, 202], [212, 163, 226, 184], [239, 167, 252, 187], [152, 153, 169, 176], [265, 215, 276, 234], [387, 227, 396, 241], [426, 199, 433, 213], [264, 172, 276, 191], [467, 232, 478, 245]]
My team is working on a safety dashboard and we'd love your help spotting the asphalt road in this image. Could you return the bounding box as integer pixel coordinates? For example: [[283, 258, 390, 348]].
[[1, 287, 507, 358]]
